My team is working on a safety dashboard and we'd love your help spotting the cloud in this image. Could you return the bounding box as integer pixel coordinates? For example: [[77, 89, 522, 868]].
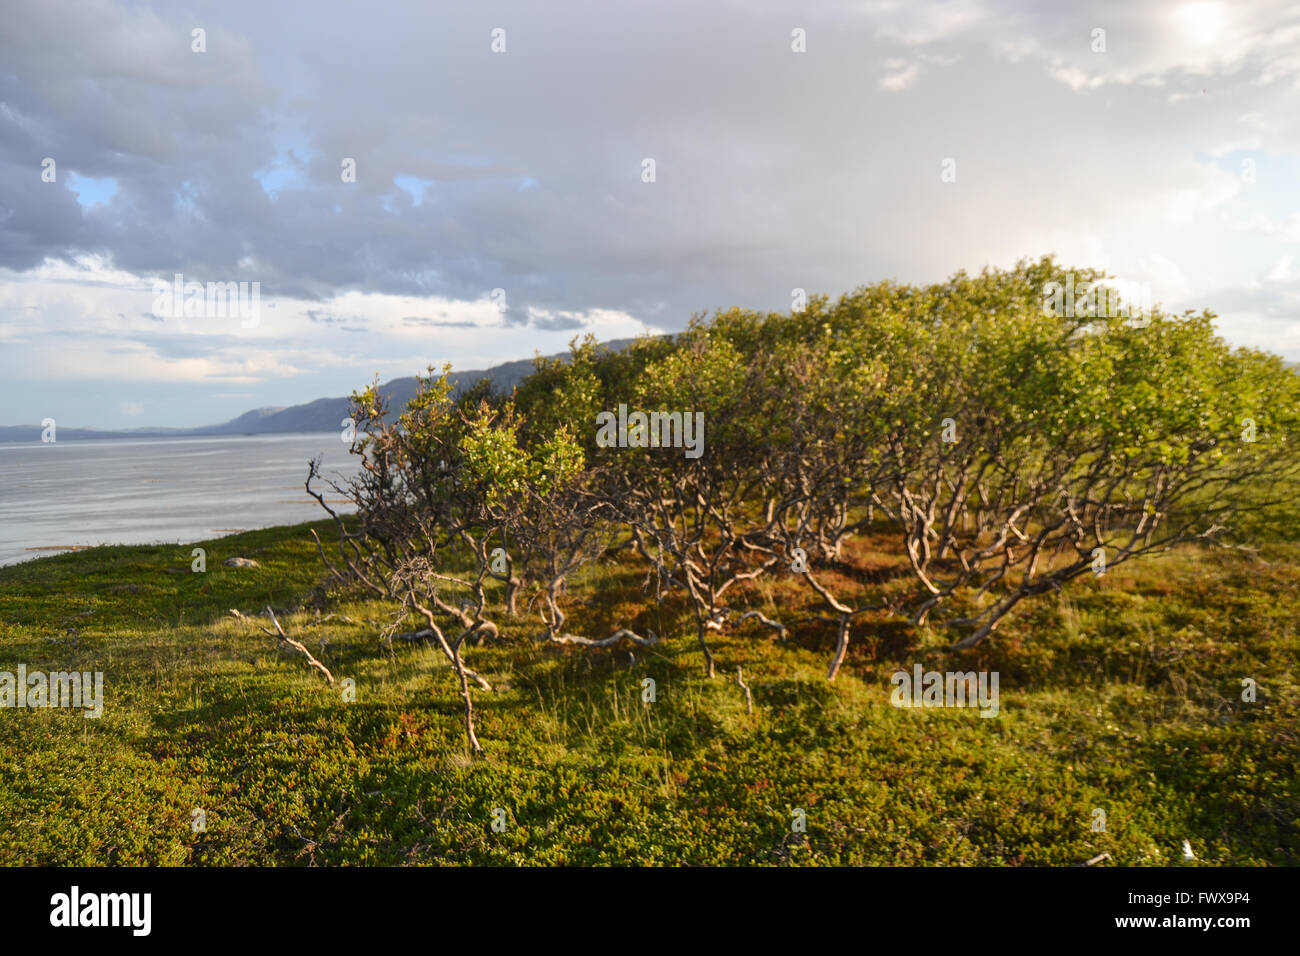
[[983, 0, 1300, 95], [864, 0, 990, 46], [402, 315, 480, 328], [1236, 211, 1300, 242], [880, 60, 923, 91], [306, 309, 367, 327], [1266, 255, 1297, 281], [1, 0, 1298, 429]]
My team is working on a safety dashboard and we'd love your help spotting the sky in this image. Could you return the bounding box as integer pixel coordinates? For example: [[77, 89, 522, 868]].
[[2, 0, 1299, 429]]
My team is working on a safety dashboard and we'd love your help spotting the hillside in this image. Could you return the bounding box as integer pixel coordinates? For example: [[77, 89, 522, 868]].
[[0, 340, 640, 443], [4, 262, 1296, 867], [0, 521, 1295, 864]]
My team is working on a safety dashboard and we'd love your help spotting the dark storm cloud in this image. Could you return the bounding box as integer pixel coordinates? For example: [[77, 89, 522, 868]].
[[2, 0, 1298, 340], [0, 0, 946, 327]]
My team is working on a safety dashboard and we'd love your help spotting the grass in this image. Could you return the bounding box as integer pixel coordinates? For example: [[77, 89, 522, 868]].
[[0, 519, 1296, 865]]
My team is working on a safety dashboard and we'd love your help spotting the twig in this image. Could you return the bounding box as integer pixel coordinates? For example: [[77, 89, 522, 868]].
[[548, 628, 660, 648], [389, 628, 493, 690], [736, 666, 754, 714], [717, 608, 788, 640], [230, 608, 337, 686]]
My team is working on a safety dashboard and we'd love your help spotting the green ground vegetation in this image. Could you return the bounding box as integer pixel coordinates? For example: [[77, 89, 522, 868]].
[[0, 518, 1295, 865]]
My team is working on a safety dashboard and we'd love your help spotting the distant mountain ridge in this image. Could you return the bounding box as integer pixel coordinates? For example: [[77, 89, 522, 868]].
[[0, 340, 639, 443], [5, 345, 1294, 444]]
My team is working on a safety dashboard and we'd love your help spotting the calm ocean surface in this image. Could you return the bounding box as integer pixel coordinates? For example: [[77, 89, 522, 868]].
[[0, 434, 360, 567]]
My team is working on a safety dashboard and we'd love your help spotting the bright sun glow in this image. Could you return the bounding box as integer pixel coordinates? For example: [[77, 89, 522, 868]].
[[1177, 2, 1226, 47]]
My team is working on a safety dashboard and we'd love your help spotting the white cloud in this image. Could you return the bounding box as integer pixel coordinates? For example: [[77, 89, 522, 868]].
[[880, 61, 923, 91], [1266, 256, 1297, 281], [3, 0, 1300, 430], [864, 0, 989, 46], [1235, 212, 1300, 241]]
